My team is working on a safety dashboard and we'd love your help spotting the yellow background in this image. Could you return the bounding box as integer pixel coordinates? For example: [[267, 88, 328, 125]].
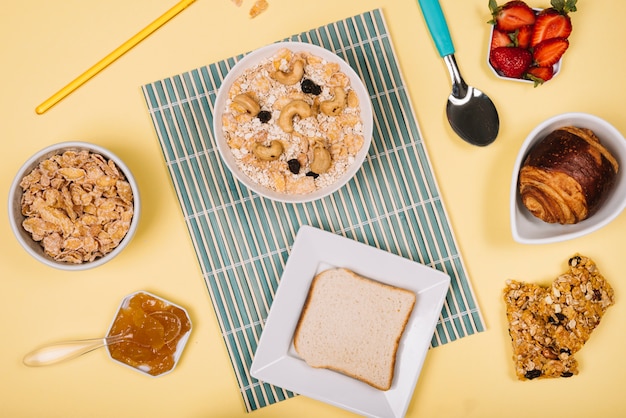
[[2, 0, 625, 416]]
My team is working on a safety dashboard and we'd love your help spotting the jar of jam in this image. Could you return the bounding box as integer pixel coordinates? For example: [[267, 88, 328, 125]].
[[106, 291, 192, 376]]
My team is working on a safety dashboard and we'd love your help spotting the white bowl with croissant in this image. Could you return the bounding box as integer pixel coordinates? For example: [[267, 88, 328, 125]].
[[511, 113, 626, 244]]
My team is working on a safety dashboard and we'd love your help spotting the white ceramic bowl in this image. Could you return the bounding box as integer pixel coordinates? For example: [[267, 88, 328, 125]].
[[106, 291, 192, 377], [510, 113, 626, 244], [487, 8, 562, 84], [8, 141, 140, 270], [213, 41, 373, 203]]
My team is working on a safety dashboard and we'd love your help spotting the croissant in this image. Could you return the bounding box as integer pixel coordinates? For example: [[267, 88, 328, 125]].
[[519, 126, 619, 224]]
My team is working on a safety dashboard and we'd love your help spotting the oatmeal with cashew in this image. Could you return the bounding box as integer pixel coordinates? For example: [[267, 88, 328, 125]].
[[221, 47, 365, 195]]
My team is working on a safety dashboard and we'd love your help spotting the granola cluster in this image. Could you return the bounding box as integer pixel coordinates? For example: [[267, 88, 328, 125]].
[[503, 254, 615, 380]]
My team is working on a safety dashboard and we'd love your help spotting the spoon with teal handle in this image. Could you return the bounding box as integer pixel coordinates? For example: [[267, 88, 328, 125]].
[[417, 0, 499, 146]]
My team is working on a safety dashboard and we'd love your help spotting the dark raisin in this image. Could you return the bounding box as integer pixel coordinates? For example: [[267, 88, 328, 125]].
[[561, 371, 574, 378], [593, 289, 602, 301], [560, 348, 572, 355], [549, 312, 566, 325], [525, 369, 542, 380], [301, 79, 322, 95], [569, 255, 582, 267], [306, 171, 319, 179], [287, 159, 301, 174], [257, 110, 272, 123]]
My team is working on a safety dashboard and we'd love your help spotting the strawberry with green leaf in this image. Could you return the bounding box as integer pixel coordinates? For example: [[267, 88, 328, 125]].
[[489, 0, 536, 31], [514, 25, 533, 49], [531, 0, 577, 46], [491, 28, 513, 49], [526, 66, 554, 86]]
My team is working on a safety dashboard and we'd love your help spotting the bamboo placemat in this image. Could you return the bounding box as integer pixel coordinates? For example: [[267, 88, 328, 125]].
[[141, 8, 485, 412]]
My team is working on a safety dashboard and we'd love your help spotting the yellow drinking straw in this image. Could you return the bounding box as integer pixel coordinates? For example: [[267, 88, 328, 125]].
[[35, 0, 197, 115]]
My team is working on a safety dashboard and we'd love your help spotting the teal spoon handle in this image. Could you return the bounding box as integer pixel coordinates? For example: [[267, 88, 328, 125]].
[[417, 0, 455, 57]]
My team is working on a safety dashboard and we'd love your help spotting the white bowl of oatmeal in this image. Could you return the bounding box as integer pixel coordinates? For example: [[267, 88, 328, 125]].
[[213, 41, 373, 203], [8, 141, 140, 270]]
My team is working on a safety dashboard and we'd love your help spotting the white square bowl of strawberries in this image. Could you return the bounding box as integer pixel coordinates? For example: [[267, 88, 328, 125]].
[[487, 0, 577, 86]]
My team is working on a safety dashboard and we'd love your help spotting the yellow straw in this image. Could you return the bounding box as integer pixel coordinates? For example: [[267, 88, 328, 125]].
[[35, 0, 197, 115]]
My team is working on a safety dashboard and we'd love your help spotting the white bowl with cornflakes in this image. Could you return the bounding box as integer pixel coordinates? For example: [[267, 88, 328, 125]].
[[213, 41, 373, 203], [8, 141, 140, 270]]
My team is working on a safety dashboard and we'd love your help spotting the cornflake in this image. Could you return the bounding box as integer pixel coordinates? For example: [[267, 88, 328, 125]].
[[20, 150, 134, 264]]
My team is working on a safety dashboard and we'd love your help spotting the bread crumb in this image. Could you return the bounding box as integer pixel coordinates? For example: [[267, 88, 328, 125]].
[[229, 0, 268, 18], [249, 0, 269, 18]]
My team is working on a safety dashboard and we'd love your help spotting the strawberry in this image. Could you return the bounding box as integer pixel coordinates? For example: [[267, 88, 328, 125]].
[[533, 37, 569, 67], [489, 0, 536, 31], [514, 25, 533, 49], [487, 0, 576, 85], [526, 66, 554, 86], [531, 11, 572, 46], [490, 46, 533, 78], [491, 28, 512, 50]]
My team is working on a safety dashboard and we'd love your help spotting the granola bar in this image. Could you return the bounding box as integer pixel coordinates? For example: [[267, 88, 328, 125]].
[[504, 280, 579, 379], [546, 255, 615, 354], [503, 254, 615, 380]]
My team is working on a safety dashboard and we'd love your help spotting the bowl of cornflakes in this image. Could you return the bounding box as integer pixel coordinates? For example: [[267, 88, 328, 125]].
[[8, 141, 140, 270], [213, 41, 373, 203]]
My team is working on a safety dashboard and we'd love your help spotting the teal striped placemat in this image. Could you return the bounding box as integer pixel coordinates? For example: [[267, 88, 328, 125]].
[[141, 8, 484, 412]]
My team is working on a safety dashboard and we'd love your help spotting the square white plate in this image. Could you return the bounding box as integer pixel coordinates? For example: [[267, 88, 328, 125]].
[[250, 225, 450, 418]]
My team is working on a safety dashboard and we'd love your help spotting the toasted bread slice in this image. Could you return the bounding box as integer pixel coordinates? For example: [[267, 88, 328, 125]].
[[293, 268, 416, 390]]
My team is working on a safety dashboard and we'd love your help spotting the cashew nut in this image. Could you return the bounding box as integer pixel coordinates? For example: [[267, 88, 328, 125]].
[[347, 90, 359, 108], [252, 140, 283, 161], [271, 59, 305, 85], [309, 146, 332, 174], [320, 87, 347, 116], [232, 93, 261, 116], [278, 100, 312, 133]]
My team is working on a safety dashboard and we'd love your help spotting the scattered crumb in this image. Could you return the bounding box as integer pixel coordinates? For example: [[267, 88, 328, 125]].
[[230, 0, 268, 18], [249, 0, 269, 18]]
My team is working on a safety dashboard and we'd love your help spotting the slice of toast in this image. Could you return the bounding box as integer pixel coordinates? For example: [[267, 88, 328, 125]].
[[293, 268, 416, 390]]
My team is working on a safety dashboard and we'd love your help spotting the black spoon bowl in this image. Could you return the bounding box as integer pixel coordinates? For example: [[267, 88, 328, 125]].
[[418, 0, 500, 146]]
